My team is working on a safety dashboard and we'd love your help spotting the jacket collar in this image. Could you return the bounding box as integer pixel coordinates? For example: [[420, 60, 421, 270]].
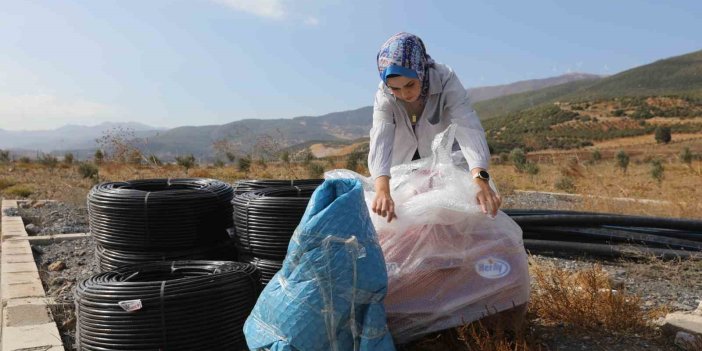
[[427, 65, 443, 95]]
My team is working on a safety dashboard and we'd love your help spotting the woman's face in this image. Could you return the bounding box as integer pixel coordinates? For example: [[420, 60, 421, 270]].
[[386, 76, 421, 103]]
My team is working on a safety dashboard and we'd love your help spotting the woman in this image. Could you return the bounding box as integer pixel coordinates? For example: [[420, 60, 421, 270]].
[[369, 32, 501, 222]]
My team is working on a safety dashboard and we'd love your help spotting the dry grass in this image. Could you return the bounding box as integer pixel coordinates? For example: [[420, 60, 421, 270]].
[[3, 184, 35, 198], [528, 258, 666, 334], [402, 322, 543, 351], [493, 154, 702, 219], [403, 256, 673, 350], [0, 177, 17, 190]]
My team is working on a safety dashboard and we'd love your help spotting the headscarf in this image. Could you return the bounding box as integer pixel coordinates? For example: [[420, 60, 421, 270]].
[[377, 32, 435, 101]]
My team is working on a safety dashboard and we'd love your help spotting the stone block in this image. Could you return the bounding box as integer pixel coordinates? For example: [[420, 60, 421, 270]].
[[2, 279, 46, 300], [4, 298, 54, 327], [2, 322, 63, 350], [663, 312, 702, 337]]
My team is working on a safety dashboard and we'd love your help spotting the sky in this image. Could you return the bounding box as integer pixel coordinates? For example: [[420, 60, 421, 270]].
[[0, 0, 700, 131]]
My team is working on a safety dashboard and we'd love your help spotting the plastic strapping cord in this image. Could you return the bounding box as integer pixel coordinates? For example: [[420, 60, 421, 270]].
[[346, 236, 360, 351], [144, 191, 151, 242], [160, 280, 168, 350], [246, 198, 252, 252], [75, 296, 81, 351]]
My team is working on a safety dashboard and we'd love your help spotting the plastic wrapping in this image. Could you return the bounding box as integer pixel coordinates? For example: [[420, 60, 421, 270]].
[[243, 178, 396, 351], [326, 124, 530, 343]]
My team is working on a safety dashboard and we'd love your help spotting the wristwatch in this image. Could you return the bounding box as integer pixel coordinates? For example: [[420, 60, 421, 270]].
[[473, 170, 490, 181]]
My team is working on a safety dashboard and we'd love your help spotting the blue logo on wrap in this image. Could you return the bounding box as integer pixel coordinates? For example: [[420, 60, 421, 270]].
[[475, 257, 511, 279]]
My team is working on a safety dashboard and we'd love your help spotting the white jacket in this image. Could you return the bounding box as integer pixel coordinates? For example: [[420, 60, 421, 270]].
[[368, 63, 490, 179]]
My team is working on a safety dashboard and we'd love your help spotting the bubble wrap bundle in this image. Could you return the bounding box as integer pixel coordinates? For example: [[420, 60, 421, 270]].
[[326, 124, 530, 343]]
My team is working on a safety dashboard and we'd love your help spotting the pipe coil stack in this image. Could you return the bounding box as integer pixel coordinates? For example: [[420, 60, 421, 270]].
[[75, 261, 260, 351], [506, 209, 702, 259], [233, 179, 324, 196], [232, 179, 323, 286], [88, 178, 237, 270]]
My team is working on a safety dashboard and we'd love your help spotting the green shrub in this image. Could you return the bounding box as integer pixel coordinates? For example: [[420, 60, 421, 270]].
[[307, 162, 325, 178], [280, 151, 290, 164], [632, 108, 653, 119], [650, 159, 664, 183], [37, 153, 58, 168], [510, 148, 527, 172], [4, 184, 33, 198], [612, 109, 625, 117], [78, 163, 99, 179], [499, 152, 509, 163], [555, 176, 576, 193], [146, 154, 162, 166], [680, 147, 693, 166], [238, 156, 251, 172], [0, 149, 9, 163], [64, 152, 74, 165], [213, 159, 225, 168], [346, 152, 363, 172], [592, 149, 602, 162], [94, 149, 105, 164], [175, 154, 197, 173], [616, 150, 630, 174], [654, 126, 672, 144], [19, 156, 31, 164], [525, 162, 540, 175]]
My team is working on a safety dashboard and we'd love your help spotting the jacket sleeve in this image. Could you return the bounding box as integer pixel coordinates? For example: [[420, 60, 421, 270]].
[[368, 87, 395, 179], [442, 69, 490, 171]]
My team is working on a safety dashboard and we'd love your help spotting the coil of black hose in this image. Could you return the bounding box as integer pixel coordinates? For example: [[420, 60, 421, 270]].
[[75, 260, 260, 351], [232, 185, 318, 259], [96, 241, 238, 271], [233, 179, 323, 195], [242, 256, 284, 287], [510, 213, 702, 231], [88, 178, 234, 250], [523, 239, 700, 260]]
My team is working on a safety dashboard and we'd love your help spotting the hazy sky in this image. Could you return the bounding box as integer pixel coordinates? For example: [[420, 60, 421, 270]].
[[1, 0, 700, 131]]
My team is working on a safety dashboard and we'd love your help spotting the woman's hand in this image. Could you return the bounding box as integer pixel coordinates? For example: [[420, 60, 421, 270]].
[[472, 170, 501, 217], [373, 176, 397, 222]]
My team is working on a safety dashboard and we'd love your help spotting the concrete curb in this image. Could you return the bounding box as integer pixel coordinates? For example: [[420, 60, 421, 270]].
[[1, 199, 65, 351]]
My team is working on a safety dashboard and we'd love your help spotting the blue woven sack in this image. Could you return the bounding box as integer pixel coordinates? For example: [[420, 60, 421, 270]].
[[244, 178, 395, 351]]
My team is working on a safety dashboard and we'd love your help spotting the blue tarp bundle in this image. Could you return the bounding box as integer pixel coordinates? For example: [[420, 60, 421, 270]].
[[244, 178, 396, 351]]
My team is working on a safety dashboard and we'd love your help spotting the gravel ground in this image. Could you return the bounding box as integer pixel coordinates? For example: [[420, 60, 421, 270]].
[[33, 237, 99, 349], [17, 200, 89, 235], [503, 191, 581, 211], [16, 195, 702, 350]]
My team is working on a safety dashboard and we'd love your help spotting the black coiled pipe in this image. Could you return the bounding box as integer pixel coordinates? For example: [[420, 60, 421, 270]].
[[75, 261, 260, 351], [242, 256, 283, 287], [503, 208, 702, 259], [88, 179, 234, 250], [524, 239, 700, 260], [232, 185, 318, 260], [96, 242, 238, 271], [233, 179, 323, 195]]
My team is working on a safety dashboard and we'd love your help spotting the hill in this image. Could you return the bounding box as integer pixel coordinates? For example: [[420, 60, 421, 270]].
[[474, 50, 702, 120], [0, 122, 161, 153], [478, 50, 702, 154], [468, 73, 602, 102]]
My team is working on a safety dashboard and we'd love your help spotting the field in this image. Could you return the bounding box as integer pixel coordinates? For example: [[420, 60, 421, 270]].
[[1, 134, 701, 350]]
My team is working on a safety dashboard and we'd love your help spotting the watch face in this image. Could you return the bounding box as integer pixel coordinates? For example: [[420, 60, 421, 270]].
[[479, 170, 490, 180]]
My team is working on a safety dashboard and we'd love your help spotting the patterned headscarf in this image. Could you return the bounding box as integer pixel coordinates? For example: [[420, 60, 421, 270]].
[[377, 32, 435, 101]]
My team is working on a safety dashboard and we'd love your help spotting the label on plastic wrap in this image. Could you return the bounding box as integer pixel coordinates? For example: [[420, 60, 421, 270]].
[[118, 299, 143, 312], [475, 257, 511, 279]]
